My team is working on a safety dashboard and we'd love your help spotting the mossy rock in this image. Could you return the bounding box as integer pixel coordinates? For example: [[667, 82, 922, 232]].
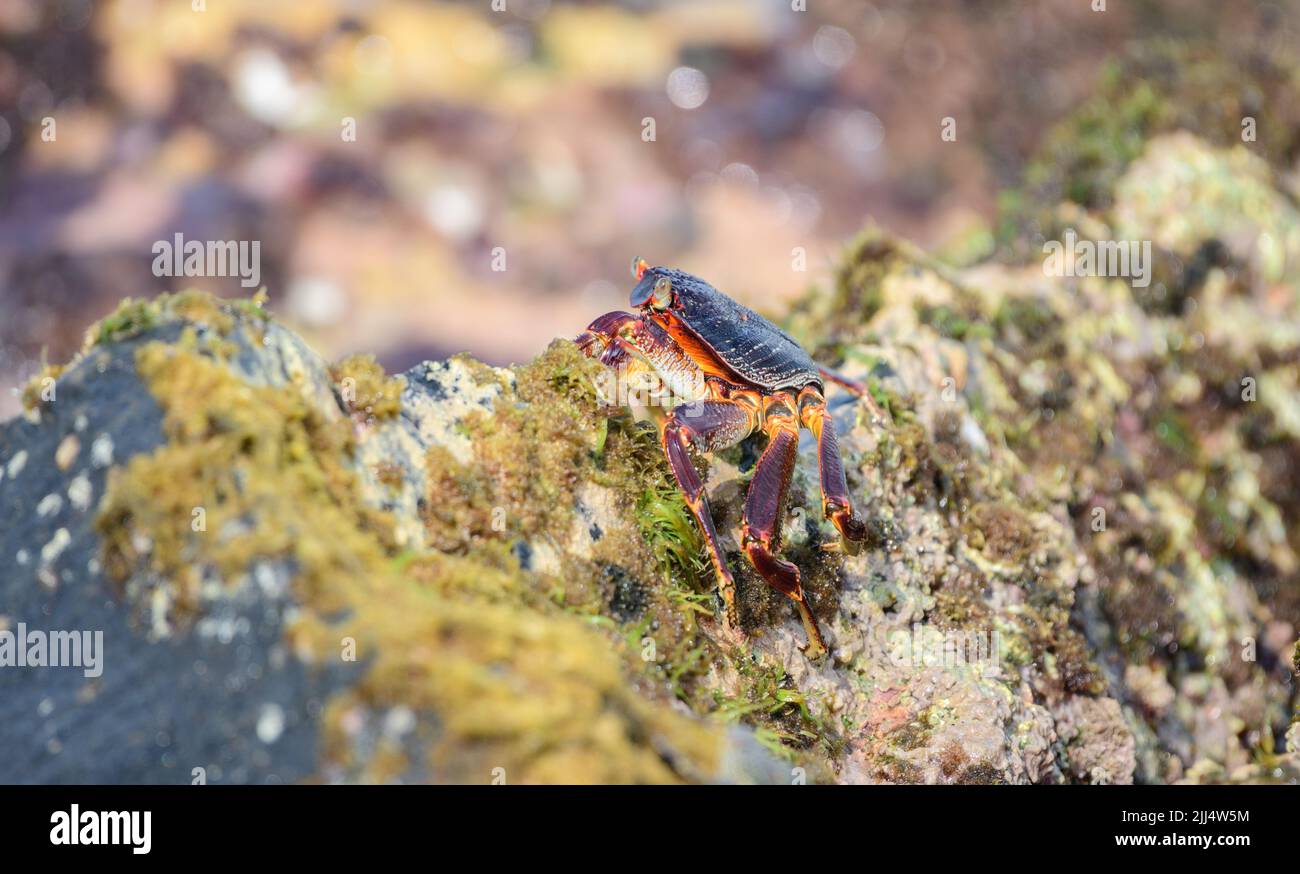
[[0, 292, 790, 784], [1000, 39, 1300, 255], [5, 121, 1300, 783]]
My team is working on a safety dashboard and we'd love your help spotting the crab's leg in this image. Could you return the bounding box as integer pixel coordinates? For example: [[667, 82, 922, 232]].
[[741, 396, 829, 658], [818, 365, 890, 424], [661, 398, 758, 636], [799, 385, 867, 555]]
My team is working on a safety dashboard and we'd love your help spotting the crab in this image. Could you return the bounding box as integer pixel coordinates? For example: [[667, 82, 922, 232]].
[[576, 259, 883, 658]]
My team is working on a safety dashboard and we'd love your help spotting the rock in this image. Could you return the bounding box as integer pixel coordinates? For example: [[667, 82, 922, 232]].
[[0, 293, 779, 784], [1054, 696, 1137, 784], [3, 126, 1298, 784], [0, 299, 353, 783]]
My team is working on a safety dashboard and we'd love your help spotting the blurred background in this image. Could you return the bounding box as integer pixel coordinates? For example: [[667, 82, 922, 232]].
[[1, 0, 1295, 418]]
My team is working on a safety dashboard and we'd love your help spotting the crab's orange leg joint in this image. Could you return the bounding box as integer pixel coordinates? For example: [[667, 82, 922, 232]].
[[800, 386, 867, 554]]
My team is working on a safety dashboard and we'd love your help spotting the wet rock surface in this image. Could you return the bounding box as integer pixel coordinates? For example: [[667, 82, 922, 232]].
[[0, 318, 356, 784]]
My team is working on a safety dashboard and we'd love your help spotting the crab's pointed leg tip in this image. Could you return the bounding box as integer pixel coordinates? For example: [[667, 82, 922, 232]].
[[798, 640, 829, 661]]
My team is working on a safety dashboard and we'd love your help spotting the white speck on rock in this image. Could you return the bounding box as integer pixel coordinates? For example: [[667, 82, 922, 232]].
[[960, 414, 991, 457], [7, 450, 28, 478], [257, 703, 286, 744], [339, 707, 365, 737], [90, 434, 114, 468], [130, 531, 152, 555], [55, 434, 80, 471], [40, 528, 70, 566], [16, 549, 29, 565], [36, 493, 64, 517], [383, 706, 416, 738], [254, 563, 288, 600], [68, 475, 93, 512], [148, 588, 173, 640]]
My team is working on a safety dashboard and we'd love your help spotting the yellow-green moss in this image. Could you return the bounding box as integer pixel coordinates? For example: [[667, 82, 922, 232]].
[[418, 342, 727, 712], [932, 565, 993, 631], [419, 341, 606, 555], [87, 289, 238, 349], [785, 228, 904, 354], [89, 297, 163, 347], [373, 460, 405, 491], [301, 551, 723, 784], [19, 362, 65, 413], [331, 353, 404, 421], [96, 339, 390, 618], [833, 229, 902, 324], [963, 502, 1035, 565], [90, 294, 728, 783]]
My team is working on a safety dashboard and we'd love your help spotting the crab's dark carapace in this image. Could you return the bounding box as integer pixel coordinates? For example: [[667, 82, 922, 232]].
[[576, 263, 880, 658]]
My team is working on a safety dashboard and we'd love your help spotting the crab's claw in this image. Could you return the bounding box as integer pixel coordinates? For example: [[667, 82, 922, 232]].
[[575, 328, 607, 359], [576, 311, 643, 372]]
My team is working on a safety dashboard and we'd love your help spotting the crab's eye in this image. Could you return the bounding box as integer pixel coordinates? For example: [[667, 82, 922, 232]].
[[649, 276, 673, 309], [631, 257, 649, 281]]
